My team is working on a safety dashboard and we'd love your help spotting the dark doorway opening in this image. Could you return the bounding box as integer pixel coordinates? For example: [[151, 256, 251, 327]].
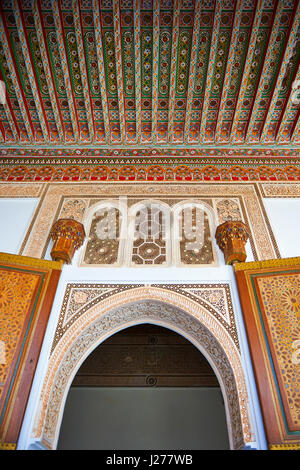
[[57, 324, 229, 449]]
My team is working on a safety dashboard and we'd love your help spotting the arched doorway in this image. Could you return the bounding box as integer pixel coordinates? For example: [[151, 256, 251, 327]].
[[33, 287, 253, 449], [57, 324, 229, 450]]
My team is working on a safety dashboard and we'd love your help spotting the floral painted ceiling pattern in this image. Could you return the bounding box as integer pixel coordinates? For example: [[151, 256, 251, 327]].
[[0, 0, 299, 149]]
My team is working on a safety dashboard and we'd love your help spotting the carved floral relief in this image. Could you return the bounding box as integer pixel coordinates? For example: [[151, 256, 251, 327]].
[[33, 283, 254, 450]]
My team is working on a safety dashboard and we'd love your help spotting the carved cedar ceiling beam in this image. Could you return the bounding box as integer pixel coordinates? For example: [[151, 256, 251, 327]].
[[215, 0, 243, 144], [33, 0, 65, 142], [0, 1, 35, 143], [112, 0, 126, 144], [72, 0, 95, 143], [245, 0, 285, 143], [199, 0, 223, 144], [92, 0, 111, 144], [184, 0, 202, 143], [13, 0, 50, 143], [167, 0, 180, 144], [261, 0, 300, 143], [52, 0, 80, 143], [133, 0, 141, 144], [277, 63, 300, 142], [0, 0, 298, 148], [230, 0, 265, 143]]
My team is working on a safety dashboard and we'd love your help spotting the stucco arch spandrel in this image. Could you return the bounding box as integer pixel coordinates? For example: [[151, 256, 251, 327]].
[[33, 286, 254, 450]]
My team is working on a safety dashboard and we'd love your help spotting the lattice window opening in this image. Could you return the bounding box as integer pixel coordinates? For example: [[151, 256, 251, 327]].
[[128, 201, 172, 267], [213, 197, 254, 263], [79, 200, 219, 267], [80, 201, 127, 267], [172, 202, 218, 267], [214, 198, 243, 225]]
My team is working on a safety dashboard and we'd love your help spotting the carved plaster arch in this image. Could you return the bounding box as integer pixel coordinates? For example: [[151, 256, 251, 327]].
[[33, 286, 254, 450]]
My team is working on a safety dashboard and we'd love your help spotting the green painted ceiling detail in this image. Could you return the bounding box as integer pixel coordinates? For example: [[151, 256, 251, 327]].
[[0, 0, 299, 147]]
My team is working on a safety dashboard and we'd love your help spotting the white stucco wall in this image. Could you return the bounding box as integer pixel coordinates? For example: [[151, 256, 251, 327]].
[[263, 198, 300, 258], [0, 198, 38, 254]]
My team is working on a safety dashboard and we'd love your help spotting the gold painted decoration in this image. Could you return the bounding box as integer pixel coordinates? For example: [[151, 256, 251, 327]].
[[132, 205, 168, 266], [215, 220, 250, 265], [0, 0, 299, 146], [83, 207, 121, 265], [0, 269, 40, 398], [179, 206, 214, 265], [235, 256, 300, 271], [235, 259, 300, 449], [0, 442, 16, 450], [256, 274, 300, 429], [0, 252, 61, 449], [14, 182, 278, 263]]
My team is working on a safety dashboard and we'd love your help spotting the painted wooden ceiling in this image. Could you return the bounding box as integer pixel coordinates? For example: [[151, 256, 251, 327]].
[[0, 0, 299, 149]]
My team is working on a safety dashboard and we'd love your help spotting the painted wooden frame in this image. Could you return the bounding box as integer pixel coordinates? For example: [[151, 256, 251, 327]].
[[235, 257, 300, 450], [0, 253, 62, 450]]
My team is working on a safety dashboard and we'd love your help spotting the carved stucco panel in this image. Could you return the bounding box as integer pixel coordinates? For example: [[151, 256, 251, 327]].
[[0, 183, 44, 197], [260, 182, 300, 198], [33, 285, 254, 450], [15, 182, 278, 261]]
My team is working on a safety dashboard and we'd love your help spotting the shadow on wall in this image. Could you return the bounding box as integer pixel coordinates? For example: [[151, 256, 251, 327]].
[[57, 387, 229, 450]]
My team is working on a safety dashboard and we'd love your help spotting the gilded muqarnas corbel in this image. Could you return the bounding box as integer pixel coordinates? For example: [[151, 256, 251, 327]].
[[215, 221, 250, 265], [50, 218, 86, 264], [0, 252, 63, 270]]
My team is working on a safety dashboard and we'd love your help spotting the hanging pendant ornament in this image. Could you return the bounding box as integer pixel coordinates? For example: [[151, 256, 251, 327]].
[[50, 218, 85, 264], [215, 221, 249, 265]]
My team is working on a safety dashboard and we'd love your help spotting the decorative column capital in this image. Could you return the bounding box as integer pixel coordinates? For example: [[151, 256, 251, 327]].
[[215, 220, 249, 265], [50, 218, 85, 264]]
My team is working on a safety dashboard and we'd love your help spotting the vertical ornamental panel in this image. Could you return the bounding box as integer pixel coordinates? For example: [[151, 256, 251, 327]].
[[0, 253, 62, 450], [235, 258, 300, 450]]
